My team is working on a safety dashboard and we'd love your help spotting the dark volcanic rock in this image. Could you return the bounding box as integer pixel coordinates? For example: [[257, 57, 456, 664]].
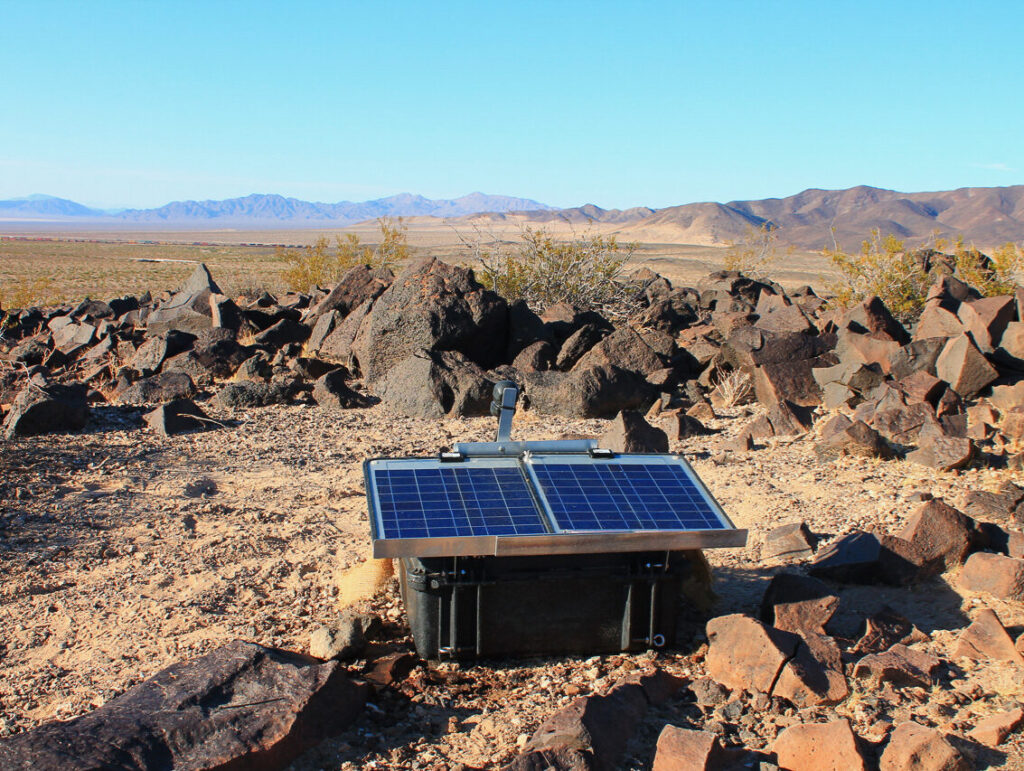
[[0, 640, 368, 771], [762, 523, 819, 561], [841, 295, 910, 344], [305, 265, 393, 323], [523, 365, 656, 419], [809, 530, 933, 586], [353, 258, 508, 384], [3, 383, 89, 439], [216, 381, 293, 408], [117, 371, 197, 405], [146, 263, 221, 335], [311, 370, 372, 410], [144, 399, 211, 436], [897, 498, 973, 571], [554, 323, 607, 371], [254, 318, 311, 349], [130, 330, 197, 376], [571, 325, 663, 376], [375, 349, 494, 419]]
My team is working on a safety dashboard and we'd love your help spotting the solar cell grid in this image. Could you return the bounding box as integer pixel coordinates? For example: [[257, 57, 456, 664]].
[[373, 464, 546, 540], [529, 460, 726, 533]]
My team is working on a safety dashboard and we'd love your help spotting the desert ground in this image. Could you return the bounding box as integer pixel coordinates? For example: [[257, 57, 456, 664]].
[[2, 225, 1023, 770], [0, 220, 838, 306], [1, 400, 1022, 769]]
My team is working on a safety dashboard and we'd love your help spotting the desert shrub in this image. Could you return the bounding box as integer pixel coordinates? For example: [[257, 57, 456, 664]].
[[279, 216, 408, 292], [0, 276, 60, 311], [463, 225, 638, 317], [712, 369, 752, 407], [723, 222, 788, 279], [954, 237, 1023, 296], [824, 229, 930, 320]]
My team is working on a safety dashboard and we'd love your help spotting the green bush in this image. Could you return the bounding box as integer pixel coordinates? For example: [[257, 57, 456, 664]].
[[723, 222, 788, 279], [824, 229, 930, 320], [279, 216, 409, 292], [463, 225, 638, 317]]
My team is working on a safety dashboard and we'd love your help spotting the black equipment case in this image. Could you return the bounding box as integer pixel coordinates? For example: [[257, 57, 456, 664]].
[[398, 550, 691, 660]]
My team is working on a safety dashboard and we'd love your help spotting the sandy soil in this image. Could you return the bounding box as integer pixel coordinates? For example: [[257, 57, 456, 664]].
[[1, 399, 1022, 769]]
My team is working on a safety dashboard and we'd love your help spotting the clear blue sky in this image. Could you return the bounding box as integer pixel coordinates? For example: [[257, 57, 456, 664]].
[[1, 0, 1021, 210]]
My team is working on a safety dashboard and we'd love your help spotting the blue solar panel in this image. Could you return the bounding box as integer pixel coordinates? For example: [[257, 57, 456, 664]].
[[527, 458, 727, 533], [371, 461, 547, 540]]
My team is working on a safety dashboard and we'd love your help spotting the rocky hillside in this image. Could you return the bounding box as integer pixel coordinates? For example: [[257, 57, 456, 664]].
[[1, 257, 1023, 769]]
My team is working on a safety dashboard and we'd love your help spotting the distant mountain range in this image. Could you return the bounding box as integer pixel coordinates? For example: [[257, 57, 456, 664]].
[[0, 192, 553, 225], [3, 185, 1024, 250], [470, 185, 1024, 250]]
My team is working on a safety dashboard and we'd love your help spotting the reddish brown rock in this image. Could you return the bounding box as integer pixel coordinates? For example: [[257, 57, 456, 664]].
[[852, 644, 941, 688], [364, 652, 419, 687], [968, 708, 1024, 747], [760, 573, 839, 637], [906, 434, 974, 472], [816, 419, 893, 459], [914, 303, 965, 341], [995, 320, 1024, 367], [763, 522, 818, 561], [853, 607, 925, 655], [809, 531, 933, 586], [773, 719, 868, 771], [956, 295, 1016, 352], [897, 498, 973, 571], [872, 402, 942, 445], [705, 614, 800, 694], [599, 410, 669, 453], [989, 381, 1024, 413], [935, 333, 999, 398], [1003, 407, 1024, 441], [652, 726, 730, 771], [686, 401, 716, 421], [517, 680, 649, 771], [960, 552, 1024, 600], [897, 370, 946, 405], [754, 360, 822, 408], [879, 721, 969, 771], [658, 410, 711, 440], [843, 296, 910, 344], [953, 608, 1024, 665], [773, 633, 849, 707]]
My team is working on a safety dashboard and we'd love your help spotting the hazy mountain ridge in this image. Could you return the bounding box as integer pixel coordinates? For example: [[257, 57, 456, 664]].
[[4, 185, 1024, 249]]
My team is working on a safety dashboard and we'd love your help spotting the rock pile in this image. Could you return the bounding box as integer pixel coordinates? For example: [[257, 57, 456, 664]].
[[2, 260, 1021, 469]]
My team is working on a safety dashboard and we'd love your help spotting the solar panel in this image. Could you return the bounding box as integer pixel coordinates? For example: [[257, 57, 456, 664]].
[[365, 451, 743, 558], [524, 455, 728, 534], [368, 458, 547, 543]]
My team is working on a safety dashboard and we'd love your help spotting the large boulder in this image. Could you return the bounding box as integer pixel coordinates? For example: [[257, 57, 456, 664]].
[[352, 258, 508, 384], [3, 383, 89, 438], [773, 719, 868, 771], [304, 265, 393, 324], [146, 264, 221, 335], [599, 410, 669, 453], [312, 370, 372, 410], [571, 325, 664, 376], [130, 330, 197, 376], [841, 296, 910, 344], [0, 640, 368, 771], [375, 350, 494, 419], [935, 333, 999, 398], [523, 365, 656, 419], [117, 371, 197, 405]]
